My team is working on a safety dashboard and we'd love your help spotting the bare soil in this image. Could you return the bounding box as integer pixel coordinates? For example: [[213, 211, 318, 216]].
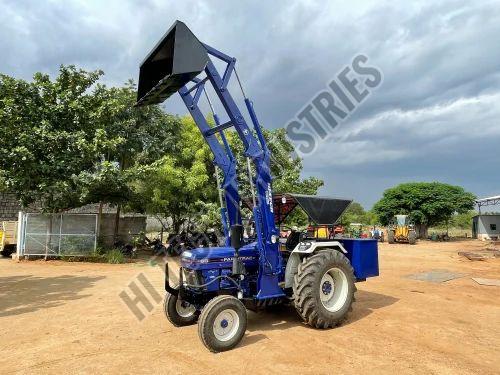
[[1, 240, 499, 374]]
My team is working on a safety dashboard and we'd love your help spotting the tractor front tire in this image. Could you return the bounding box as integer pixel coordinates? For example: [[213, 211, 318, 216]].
[[409, 230, 417, 245], [164, 285, 198, 327], [293, 251, 356, 329], [198, 295, 247, 353], [388, 230, 395, 244]]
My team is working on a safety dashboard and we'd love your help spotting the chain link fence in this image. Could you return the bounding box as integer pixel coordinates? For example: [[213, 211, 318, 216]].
[[19, 213, 97, 256]]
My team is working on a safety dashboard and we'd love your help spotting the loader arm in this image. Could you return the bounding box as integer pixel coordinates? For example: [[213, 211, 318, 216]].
[[136, 20, 283, 299]]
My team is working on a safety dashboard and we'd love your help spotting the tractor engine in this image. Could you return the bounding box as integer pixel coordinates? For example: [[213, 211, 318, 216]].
[[178, 244, 260, 305]]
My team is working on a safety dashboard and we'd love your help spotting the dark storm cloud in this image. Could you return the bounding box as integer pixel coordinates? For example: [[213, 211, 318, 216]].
[[0, 0, 498, 207]]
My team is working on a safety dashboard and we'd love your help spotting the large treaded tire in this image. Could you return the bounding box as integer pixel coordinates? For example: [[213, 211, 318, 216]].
[[293, 251, 356, 329], [164, 285, 198, 327], [409, 230, 417, 245], [388, 230, 395, 244], [198, 295, 247, 353]]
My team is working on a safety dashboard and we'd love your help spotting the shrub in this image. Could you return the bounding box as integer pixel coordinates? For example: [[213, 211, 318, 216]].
[[105, 248, 125, 264]]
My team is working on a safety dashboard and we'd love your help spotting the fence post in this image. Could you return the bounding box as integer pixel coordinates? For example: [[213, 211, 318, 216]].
[[94, 214, 98, 252], [58, 213, 63, 256], [16, 211, 24, 257]]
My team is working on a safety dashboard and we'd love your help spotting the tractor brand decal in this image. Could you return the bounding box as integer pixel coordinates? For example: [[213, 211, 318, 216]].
[[183, 256, 258, 264], [222, 256, 257, 262], [266, 185, 274, 213]]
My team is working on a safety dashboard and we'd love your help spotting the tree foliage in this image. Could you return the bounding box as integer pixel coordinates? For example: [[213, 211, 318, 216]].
[[373, 182, 476, 234], [129, 116, 216, 232], [0, 66, 174, 212], [229, 127, 323, 198], [131, 118, 324, 231], [0, 66, 104, 210], [341, 202, 378, 226], [0, 66, 324, 233]]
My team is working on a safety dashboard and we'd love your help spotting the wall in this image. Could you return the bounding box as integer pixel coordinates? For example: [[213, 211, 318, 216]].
[[98, 214, 147, 247], [474, 215, 500, 240], [0, 193, 21, 221]]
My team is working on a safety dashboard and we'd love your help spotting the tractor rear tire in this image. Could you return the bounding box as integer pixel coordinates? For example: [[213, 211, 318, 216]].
[[388, 230, 395, 244], [164, 285, 198, 327], [409, 230, 417, 245], [293, 251, 356, 329], [198, 295, 247, 353]]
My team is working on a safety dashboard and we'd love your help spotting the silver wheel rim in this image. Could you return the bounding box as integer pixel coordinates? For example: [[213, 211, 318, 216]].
[[320, 267, 349, 312], [175, 299, 196, 318], [213, 309, 240, 342]]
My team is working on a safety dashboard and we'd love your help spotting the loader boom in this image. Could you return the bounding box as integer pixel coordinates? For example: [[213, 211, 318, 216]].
[[136, 20, 283, 298]]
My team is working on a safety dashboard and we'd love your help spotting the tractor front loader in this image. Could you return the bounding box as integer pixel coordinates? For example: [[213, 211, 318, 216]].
[[135, 21, 379, 352], [387, 215, 417, 244]]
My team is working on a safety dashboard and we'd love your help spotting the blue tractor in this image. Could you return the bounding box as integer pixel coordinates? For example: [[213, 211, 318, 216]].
[[136, 21, 379, 352]]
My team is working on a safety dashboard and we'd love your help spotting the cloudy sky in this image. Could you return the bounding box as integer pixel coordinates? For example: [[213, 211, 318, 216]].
[[1, 0, 499, 208]]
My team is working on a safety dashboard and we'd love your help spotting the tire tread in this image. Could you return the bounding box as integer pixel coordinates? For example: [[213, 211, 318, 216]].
[[293, 251, 356, 329]]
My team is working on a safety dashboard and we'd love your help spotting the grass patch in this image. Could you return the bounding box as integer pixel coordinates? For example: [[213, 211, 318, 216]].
[[104, 248, 126, 264], [57, 247, 127, 264]]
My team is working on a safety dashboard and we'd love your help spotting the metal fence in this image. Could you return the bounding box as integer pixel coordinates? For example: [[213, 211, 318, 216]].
[[19, 213, 97, 256]]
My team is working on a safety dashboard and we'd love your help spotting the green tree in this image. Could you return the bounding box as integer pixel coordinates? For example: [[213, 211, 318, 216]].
[[0, 66, 176, 242], [129, 116, 216, 232], [229, 127, 323, 198], [340, 202, 378, 227], [373, 182, 476, 237], [343, 202, 365, 222], [0, 66, 105, 211], [0, 67, 173, 212], [77, 81, 177, 240]]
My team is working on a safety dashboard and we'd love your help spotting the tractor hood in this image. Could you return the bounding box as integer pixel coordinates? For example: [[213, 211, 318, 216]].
[[181, 242, 259, 270]]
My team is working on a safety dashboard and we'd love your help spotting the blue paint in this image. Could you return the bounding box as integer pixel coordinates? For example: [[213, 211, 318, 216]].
[[322, 281, 332, 295], [339, 239, 379, 279]]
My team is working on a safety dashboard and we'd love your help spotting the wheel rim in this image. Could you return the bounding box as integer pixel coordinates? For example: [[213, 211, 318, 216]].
[[320, 267, 349, 312], [213, 309, 240, 342], [175, 299, 196, 318]]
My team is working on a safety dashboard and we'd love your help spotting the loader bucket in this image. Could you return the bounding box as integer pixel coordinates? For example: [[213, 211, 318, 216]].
[[136, 20, 209, 106]]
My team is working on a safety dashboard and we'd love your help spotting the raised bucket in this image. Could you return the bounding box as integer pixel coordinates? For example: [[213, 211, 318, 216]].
[[136, 20, 208, 106]]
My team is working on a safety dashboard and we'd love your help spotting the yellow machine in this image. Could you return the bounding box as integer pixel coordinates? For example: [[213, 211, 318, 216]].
[[0, 221, 18, 257], [387, 215, 416, 245]]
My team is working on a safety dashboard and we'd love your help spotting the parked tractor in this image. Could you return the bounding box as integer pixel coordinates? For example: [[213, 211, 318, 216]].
[[387, 215, 417, 244], [135, 21, 379, 352]]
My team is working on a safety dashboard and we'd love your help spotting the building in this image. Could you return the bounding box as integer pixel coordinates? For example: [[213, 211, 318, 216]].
[[472, 215, 500, 240], [473, 195, 500, 241]]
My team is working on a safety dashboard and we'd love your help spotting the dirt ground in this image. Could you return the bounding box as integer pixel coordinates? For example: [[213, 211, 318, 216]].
[[1, 240, 499, 374]]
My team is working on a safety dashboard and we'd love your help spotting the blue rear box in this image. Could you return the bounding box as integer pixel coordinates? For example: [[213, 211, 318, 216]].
[[339, 238, 379, 279]]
